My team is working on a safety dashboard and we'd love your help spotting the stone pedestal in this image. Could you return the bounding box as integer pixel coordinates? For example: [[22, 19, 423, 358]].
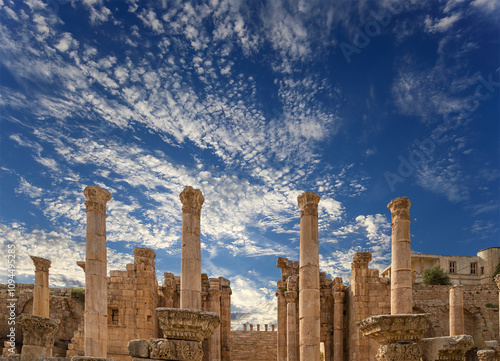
[[276, 280, 287, 361], [297, 192, 321, 361], [357, 314, 429, 361], [20, 314, 58, 361], [83, 186, 111, 358], [129, 308, 220, 361], [420, 335, 474, 361], [387, 197, 412, 315], [179, 186, 204, 311], [285, 290, 298, 361], [449, 285, 464, 336], [30, 256, 51, 318], [333, 278, 346, 361]]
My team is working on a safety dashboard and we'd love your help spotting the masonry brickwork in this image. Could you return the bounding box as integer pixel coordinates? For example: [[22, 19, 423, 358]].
[[231, 330, 277, 361]]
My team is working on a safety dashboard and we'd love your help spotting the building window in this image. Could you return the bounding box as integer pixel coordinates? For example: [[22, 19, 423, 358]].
[[481, 266, 485, 275], [111, 308, 119, 325], [470, 263, 477, 275], [449, 261, 456, 274]]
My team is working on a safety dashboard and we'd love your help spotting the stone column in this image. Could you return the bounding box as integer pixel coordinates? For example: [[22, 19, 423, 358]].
[[297, 192, 321, 361], [220, 278, 231, 361], [180, 186, 204, 311], [208, 279, 221, 361], [333, 277, 346, 361], [83, 185, 111, 358], [30, 256, 51, 317], [285, 290, 298, 361], [163, 272, 176, 308], [243, 324, 247, 331], [449, 285, 464, 336], [277, 280, 287, 361], [387, 196, 412, 315]]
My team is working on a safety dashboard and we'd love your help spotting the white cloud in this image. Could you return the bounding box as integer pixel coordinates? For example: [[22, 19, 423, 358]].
[[424, 13, 461, 33]]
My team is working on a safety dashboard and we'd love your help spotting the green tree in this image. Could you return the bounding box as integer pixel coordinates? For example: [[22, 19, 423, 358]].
[[422, 265, 452, 285]]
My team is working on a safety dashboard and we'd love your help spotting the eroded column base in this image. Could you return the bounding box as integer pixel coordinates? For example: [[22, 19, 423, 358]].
[[129, 339, 203, 361]]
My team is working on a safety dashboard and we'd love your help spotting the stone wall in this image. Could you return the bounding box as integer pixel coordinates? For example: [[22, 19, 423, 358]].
[[231, 330, 277, 361], [0, 284, 83, 357], [413, 283, 499, 344]]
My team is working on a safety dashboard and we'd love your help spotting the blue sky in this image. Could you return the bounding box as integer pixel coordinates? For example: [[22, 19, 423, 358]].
[[0, 0, 499, 328]]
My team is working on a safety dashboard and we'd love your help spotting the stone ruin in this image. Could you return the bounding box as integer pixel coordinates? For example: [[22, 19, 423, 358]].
[[1, 188, 499, 361]]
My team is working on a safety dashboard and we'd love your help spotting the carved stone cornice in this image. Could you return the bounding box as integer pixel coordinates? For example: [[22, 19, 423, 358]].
[[84, 186, 111, 216], [438, 335, 474, 359], [180, 186, 204, 216], [297, 192, 321, 218], [356, 314, 430, 344], [150, 338, 203, 361], [352, 252, 372, 269], [333, 292, 345, 304], [30, 256, 51, 272], [156, 308, 220, 342], [387, 197, 411, 224], [285, 291, 297, 303], [477, 349, 495, 361], [20, 314, 58, 348]]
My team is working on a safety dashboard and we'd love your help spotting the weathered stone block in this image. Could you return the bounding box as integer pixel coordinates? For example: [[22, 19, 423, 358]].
[[128, 339, 150, 358]]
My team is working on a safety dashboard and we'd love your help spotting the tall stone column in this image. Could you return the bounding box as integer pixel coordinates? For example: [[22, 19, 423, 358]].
[[83, 185, 111, 358], [333, 277, 346, 361], [285, 274, 298, 361], [208, 279, 221, 361], [220, 278, 232, 361], [30, 256, 51, 317], [297, 192, 321, 361], [180, 186, 204, 310], [276, 280, 287, 361], [449, 285, 464, 336], [387, 196, 412, 315]]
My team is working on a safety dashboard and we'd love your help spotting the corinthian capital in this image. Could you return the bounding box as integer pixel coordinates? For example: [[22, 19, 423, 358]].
[[387, 196, 411, 223], [297, 192, 321, 218], [180, 186, 204, 216], [285, 291, 297, 303], [84, 186, 111, 216], [30, 256, 51, 272]]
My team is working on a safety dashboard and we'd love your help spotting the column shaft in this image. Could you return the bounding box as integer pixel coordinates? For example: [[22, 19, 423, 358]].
[[449, 285, 464, 336], [298, 192, 321, 361], [208, 280, 221, 361], [30, 257, 51, 317], [180, 186, 204, 310], [84, 185, 111, 358], [277, 282, 287, 361], [333, 292, 345, 360], [220, 280, 232, 361], [285, 291, 298, 361], [387, 197, 413, 315]]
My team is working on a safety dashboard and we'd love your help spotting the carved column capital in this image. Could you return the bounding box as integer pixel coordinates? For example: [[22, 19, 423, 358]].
[[180, 186, 204, 216], [284, 291, 297, 303], [209, 288, 221, 300], [150, 338, 203, 361], [20, 314, 58, 348], [352, 252, 372, 269], [495, 274, 500, 289], [297, 192, 320, 218], [387, 196, 411, 224], [30, 256, 51, 272], [84, 186, 111, 216], [333, 292, 345, 304], [376, 342, 421, 361]]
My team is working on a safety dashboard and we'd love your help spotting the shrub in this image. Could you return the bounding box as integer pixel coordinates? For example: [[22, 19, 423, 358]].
[[422, 265, 452, 285], [70, 288, 85, 302], [485, 303, 499, 308]]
